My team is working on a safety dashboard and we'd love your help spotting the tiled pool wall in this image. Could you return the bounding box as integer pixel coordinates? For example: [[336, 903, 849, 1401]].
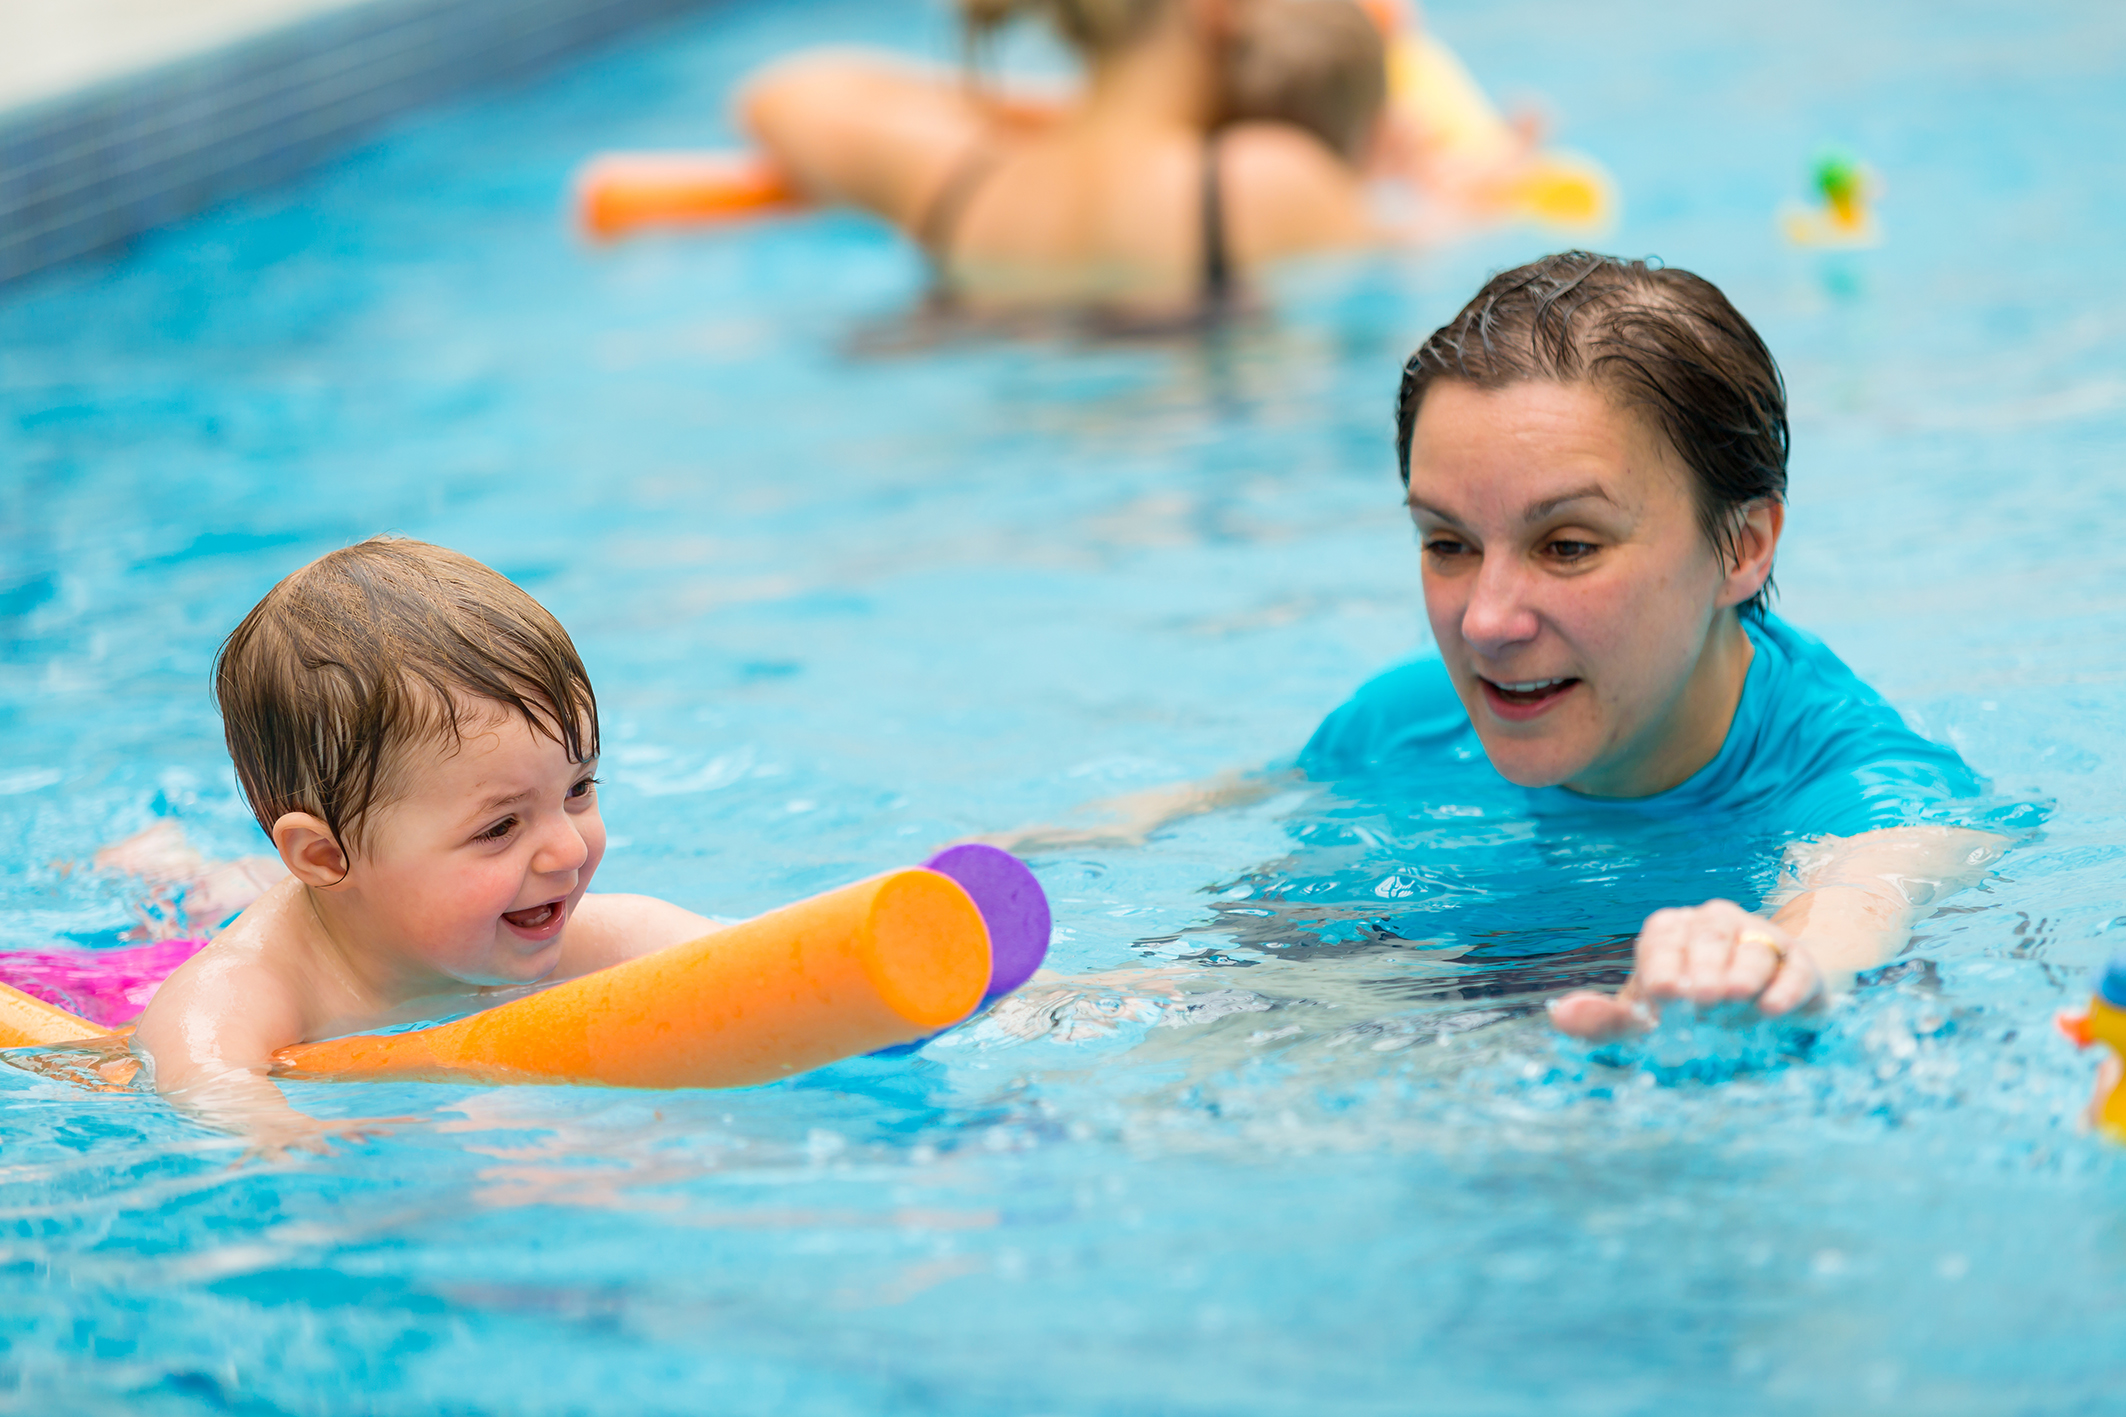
[[0, 0, 721, 287]]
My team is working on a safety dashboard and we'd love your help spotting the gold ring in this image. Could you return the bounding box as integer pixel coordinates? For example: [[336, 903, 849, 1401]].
[[1738, 929, 1786, 967]]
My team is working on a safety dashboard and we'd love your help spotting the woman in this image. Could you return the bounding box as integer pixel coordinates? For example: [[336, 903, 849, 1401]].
[[739, 0, 1381, 319], [1001, 252, 2001, 1035]]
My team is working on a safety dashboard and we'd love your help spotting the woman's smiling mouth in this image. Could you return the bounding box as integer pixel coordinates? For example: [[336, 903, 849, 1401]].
[[1479, 675, 1581, 721], [501, 899, 567, 939]]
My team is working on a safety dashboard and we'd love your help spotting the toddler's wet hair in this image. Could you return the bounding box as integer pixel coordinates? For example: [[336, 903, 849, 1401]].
[[216, 537, 598, 856], [1398, 251, 1790, 613]]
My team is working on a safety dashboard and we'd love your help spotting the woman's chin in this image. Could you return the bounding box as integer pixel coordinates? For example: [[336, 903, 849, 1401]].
[[1473, 737, 1589, 791]]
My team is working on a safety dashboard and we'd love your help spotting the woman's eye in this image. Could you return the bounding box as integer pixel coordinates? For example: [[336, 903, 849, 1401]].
[[1546, 539, 1598, 561], [568, 776, 599, 801], [1423, 537, 1469, 558], [479, 816, 518, 842]]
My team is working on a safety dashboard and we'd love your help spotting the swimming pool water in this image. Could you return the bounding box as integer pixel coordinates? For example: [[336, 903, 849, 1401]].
[[3, 0, 2125, 1411]]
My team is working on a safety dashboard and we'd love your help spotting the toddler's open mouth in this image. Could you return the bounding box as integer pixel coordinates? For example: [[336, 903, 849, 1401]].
[[501, 899, 565, 938]]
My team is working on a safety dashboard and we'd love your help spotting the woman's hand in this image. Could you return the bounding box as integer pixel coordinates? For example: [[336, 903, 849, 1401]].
[[1550, 829, 2006, 1043], [1547, 899, 1825, 1041]]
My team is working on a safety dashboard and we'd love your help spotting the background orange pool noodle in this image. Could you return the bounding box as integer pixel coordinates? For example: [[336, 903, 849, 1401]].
[[576, 152, 802, 240], [271, 867, 990, 1088]]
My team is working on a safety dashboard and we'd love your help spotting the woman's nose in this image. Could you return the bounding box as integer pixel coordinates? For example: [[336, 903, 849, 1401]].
[[1460, 559, 1541, 654]]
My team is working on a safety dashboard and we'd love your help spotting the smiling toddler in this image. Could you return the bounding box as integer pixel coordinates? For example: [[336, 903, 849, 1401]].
[[133, 538, 716, 1152]]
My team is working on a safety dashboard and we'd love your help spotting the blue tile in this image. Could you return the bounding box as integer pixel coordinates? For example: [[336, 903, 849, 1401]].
[[0, 0, 719, 285]]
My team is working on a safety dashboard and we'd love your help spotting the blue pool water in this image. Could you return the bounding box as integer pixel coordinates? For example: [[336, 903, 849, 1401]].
[[4, 0, 2126, 1410]]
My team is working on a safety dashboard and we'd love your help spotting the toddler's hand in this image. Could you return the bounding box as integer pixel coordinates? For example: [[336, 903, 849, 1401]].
[[235, 1114, 413, 1167]]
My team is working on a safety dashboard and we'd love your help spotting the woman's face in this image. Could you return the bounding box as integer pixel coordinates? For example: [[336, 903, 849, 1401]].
[[1405, 379, 1773, 797]]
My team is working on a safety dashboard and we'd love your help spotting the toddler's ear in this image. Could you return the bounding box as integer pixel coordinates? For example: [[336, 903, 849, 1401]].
[[272, 813, 350, 888]]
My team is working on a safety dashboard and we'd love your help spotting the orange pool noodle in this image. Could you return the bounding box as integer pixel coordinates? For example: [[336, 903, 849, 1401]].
[[0, 981, 111, 1049], [0, 868, 992, 1091], [270, 867, 990, 1089], [575, 152, 802, 240]]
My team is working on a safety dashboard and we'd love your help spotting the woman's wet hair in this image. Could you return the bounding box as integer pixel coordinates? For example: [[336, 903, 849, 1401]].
[[216, 537, 598, 858], [1398, 251, 1790, 612], [960, 0, 1169, 54], [1222, 0, 1386, 162], [962, 0, 1386, 161]]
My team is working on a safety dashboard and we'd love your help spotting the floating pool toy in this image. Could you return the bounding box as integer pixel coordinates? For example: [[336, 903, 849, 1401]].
[[2057, 952, 2126, 1139], [922, 843, 1050, 1002], [0, 935, 208, 1029], [0, 979, 113, 1050], [1780, 149, 1881, 248], [865, 842, 1052, 1058], [574, 152, 804, 240], [1363, 0, 1616, 235], [0, 845, 1050, 1092]]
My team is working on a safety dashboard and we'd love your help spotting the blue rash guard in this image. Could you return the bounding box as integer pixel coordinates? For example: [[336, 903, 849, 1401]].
[[1247, 613, 1991, 961], [1299, 612, 1982, 842]]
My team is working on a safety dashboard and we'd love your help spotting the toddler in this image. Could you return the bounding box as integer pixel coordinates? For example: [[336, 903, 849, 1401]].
[[133, 538, 716, 1153]]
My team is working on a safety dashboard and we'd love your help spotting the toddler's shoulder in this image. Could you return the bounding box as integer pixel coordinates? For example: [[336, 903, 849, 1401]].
[[559, 893, 722, 977], [131, 925, 313, 1082]]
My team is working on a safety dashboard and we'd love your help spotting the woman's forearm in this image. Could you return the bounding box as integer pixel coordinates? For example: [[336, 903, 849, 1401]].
[[738, 52, 988, 223], [1767, 880, 1910, 986], [1550, 826, 2006, 1039], [1769, 826, 2006, 987]]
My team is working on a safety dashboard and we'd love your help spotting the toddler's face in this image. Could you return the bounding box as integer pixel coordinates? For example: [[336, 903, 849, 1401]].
[[343, 706, 605, 987]]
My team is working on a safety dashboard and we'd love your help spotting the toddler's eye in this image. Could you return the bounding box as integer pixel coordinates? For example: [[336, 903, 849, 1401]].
[[568, 776, 600, 801], [478, 816, 518, 841]]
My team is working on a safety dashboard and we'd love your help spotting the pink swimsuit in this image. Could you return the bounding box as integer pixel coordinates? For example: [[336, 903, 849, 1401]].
[[0, 937, 208, 1028]]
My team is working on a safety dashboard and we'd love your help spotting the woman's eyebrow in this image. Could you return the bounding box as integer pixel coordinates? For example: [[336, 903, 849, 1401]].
[[1522, 484, 1617, 521], [1407, 487, 1618, 524], [1405, 496, 1463, 523]]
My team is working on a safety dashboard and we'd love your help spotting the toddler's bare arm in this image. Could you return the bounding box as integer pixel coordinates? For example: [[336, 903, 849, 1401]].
[[131, 950, 394, 1158]]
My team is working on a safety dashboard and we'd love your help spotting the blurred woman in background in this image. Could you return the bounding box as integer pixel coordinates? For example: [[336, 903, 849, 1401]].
[[739, 0, 1385, 322]]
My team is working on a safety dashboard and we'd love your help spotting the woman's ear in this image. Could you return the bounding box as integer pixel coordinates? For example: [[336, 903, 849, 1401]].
[[272, 812, 350, 888], [1717, 498, 1784, 608]]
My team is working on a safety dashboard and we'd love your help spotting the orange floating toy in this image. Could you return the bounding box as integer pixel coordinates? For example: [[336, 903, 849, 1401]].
[[275, 867, 987, 1088], [0, 982, 110, 1049], [1, 859, 1030, 1092], [575, 152, 804, 241]]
